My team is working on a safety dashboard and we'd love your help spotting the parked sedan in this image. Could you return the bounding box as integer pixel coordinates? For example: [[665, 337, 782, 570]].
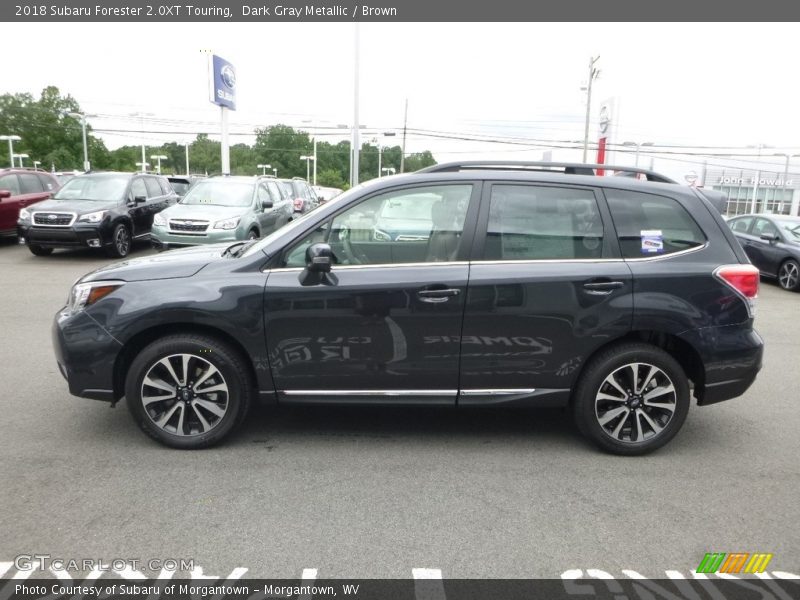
[[728, 214, 800, 291], [151, 176, 293, 249], [0, 168, 61, 237]]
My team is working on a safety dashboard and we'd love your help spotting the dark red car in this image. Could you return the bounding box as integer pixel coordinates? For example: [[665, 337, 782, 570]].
[[0, 169, 60, 237]]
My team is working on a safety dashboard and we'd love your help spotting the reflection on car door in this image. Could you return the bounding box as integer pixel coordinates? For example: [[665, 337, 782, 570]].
[[262, 183, 480, 404], [458, 183, 632, 405], [255, 184, 274, 234]]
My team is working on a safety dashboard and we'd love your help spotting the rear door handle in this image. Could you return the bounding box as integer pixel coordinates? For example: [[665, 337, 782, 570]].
[[417, 288, 461, 303], [583, 280, 625, 295]]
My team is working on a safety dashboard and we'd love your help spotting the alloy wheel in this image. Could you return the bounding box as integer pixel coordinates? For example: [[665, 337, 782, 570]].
[[779, 261, 799, 290], [140, 353, 229, 436], [594, 362, 677, 444], [116, 227, 130, 255]]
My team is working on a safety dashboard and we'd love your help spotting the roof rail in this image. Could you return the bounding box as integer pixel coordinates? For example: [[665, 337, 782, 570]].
[[416, 161, 676, 183]]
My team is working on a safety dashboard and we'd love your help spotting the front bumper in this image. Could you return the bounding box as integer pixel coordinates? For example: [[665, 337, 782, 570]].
[[19, 223, 110, 249], [151, 226, 239, 250], [680, 326, 764, 406], [52, 308, 123, 402]]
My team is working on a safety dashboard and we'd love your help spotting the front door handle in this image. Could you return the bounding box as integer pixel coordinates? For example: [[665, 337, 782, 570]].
[[417, 288, 461, 303], [583, 280, 625, 295]]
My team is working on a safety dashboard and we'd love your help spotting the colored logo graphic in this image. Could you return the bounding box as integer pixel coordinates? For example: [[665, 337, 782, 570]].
[[696, 552, 773, 574]]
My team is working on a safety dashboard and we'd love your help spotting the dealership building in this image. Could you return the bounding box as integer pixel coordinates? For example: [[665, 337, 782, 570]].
[[705, 168, 800, 217]]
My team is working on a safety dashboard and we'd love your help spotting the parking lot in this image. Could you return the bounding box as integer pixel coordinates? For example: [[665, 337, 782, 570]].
[[1, 237, 798, 579]]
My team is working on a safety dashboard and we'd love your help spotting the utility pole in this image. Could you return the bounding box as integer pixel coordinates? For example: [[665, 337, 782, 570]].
[[185, 142, 190, 175], [400, 98, 408, 173], [582, 56, 600, 163], [351, 23, 361, 187]]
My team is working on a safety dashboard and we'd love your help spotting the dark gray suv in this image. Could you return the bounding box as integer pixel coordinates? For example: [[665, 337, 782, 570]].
[[52, 162, 763, 454]]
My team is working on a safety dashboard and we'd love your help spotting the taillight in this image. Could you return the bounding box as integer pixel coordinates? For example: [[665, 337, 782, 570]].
[[293, 198, 304, 210], [714, 264, 759, 316]]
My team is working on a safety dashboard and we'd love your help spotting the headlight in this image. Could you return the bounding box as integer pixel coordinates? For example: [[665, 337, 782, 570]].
[[18, 208, 31, 221], [213, 217, 240, 230], [66, 280, 124, 314], [373, 228, 391, 242], [78, 210, 107, 223], [153, 213, 167, 227]]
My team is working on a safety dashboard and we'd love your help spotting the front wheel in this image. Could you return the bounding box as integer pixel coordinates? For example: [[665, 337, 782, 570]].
[[572, 343, 690, 455], [125, 335, 253, 449], [778, 259, 800, 291], [247, 228, 259, 240], [105, 223, 131, 258]]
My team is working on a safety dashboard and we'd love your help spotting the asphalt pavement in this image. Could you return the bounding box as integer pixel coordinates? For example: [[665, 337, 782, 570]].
[[1, 237, 798, 580]]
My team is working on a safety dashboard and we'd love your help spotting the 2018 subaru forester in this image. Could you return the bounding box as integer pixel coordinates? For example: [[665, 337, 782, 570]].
[[52, 162, 763, 454]]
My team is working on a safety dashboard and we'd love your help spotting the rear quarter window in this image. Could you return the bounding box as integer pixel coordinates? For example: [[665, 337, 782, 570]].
[[605, 189, 706, 259]]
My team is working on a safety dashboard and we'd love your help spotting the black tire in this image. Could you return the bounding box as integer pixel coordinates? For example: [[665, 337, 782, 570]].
[[125, 334, 253, 449], [28, 245, 53, 256], [778, 259, 800, 292], [105, 223, 131, 258], [572, 343, 690, 456], [247, 228, 259, 240]]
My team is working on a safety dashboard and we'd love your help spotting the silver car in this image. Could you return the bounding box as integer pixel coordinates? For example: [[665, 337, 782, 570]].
[[152, 176, 293, 249]]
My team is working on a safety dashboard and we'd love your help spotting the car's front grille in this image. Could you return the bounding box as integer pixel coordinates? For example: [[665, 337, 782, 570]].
[[169, 220, 209, 233], [33, 212, 76, 227]]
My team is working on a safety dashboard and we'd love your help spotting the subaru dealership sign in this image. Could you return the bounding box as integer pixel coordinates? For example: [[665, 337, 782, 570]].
[[211, 55, 236, 110]]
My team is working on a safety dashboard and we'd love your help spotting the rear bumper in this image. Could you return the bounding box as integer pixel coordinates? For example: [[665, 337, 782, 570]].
[[679, 326, 764, 406]]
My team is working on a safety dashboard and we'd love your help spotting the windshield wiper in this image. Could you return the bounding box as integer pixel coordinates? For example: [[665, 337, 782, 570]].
[[221, 241, 247, 257]]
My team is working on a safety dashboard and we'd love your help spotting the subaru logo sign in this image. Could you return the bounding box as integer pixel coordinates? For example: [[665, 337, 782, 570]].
[[48, 214, 57, 221], [211, 55, 237, 110], [221, 65, 236, 90]]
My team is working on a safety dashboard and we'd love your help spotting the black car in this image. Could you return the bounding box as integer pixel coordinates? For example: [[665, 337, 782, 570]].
[[17, 172, 178, 257], [727, 213, 800, 291], [52, 161, 763, 454]]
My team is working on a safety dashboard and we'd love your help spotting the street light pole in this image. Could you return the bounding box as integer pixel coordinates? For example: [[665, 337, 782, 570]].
[[151, 155, 168, 174], [300, 156, 314, 182], [774, 152, 800, 216], [623, 141, 654, 168], [0, 135, 21, 168], [272, 168, 277, 178], [130, 112, 154, 173], [13, 153, 29, 167], [257, 163, 271, 176], [582, 55, 600, 163], [185, 142, 190, 175], [33, 160, 41, 170], [65, 112, 96, 172], [351, 22, 361, 187]]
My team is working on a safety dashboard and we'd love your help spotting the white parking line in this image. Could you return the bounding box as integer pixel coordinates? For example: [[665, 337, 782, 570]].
[[412, 568, 446, 600]]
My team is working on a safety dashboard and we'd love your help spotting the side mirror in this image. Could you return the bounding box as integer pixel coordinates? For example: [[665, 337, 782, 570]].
[[0, 189, 11, 199], [306, 242, 333, 273], [760, 233, 779, 242], [261, 199, 273, 209]]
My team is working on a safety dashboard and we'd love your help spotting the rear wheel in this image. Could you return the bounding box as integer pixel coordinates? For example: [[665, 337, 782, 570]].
[[125, 335, 253, 449], [105, 223, 131, 258], [778, 259, 800, 291], [28, 245, 53, 256], [573, 343, 690, 455]]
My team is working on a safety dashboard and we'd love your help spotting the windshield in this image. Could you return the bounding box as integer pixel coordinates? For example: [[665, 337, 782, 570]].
[[54, 175, 129, 201], [180, 180, 254, 207], [778, 218, 800, 240], [170, 181, 191, 195]]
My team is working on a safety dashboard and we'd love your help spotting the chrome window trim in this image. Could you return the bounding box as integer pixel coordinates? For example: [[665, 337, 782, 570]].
[[31, 211, 77, 227], [460, 389, 536, 396], [282, 389, 458, 397], [265, 261, 469, 274]]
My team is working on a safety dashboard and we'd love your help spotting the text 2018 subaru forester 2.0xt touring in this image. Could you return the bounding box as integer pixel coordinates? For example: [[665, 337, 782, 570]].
[[52, 162, 763, 454]]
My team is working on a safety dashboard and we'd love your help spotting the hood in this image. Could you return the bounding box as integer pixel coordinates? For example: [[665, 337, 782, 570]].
[[162, 202, 248, 222], [32, 199, 119, 214], [82, 243, 234, 283]]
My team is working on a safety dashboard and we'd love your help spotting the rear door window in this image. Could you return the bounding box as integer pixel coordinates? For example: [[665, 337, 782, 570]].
[[729, 216, 754, 234], [19, 173, 44, 194], [483, 184, 605, 260], [605, 189, 706, 258], [130, 178, 148, 199], [37, 174, 57, 191]]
